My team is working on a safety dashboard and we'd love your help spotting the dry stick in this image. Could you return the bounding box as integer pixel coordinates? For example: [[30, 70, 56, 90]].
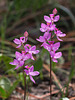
[[43, 64, 63, 90], [70, 97, 75, 100]]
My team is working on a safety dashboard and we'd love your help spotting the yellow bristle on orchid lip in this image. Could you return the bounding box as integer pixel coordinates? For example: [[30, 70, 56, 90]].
[[27, 66, 30, 69], [28, 44, 31, 47], [22, 51, 25, 53], [47, 23, 50, 25]]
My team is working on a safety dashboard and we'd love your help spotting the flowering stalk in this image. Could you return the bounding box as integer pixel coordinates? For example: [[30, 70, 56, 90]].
[[50, 52, 52, 99], [10, 31, 40, 100], [23, 65, 26, 100], [37, 8, 66, 99], [50, 32, 52, 99]]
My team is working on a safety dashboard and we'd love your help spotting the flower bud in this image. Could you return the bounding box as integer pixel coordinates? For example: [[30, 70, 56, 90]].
[[53, 8, 57, 15], [24, 31, 28, 38]]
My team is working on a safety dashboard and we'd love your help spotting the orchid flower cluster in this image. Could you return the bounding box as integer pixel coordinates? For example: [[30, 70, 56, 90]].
[[10, 31, 39, 83], [37, 8, 66, 63]]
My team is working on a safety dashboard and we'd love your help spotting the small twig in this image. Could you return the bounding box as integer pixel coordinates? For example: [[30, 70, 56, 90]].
[[10, 95, 21, 100], [70, 97, 75, 100], [40, 90, 59, 99]]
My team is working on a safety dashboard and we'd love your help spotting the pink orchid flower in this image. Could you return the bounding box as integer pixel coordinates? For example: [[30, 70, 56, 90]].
[[24, 65, 39, 83], [50, 51, 62, 63], [13, 37, 26, 48]]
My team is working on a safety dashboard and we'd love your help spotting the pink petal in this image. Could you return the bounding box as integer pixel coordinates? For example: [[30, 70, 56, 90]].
[[36, 36, 45, 42], [49, 14, 54, 19], [41, 42, 51, 52], [50, 24, 56, 31], [41, 23, 46, 28], [52, 42, 60, 51], [54, 52, 62, 58], [20, 37, 25, 43], [52, 58, 58, 63], [50, 51, 55, 58], [30, 46, 36, 51], [15, 51, 22, 61], [32, 50, 39, 54], [24, 46, 29, 52], [57, 33, 66, 37], [54, 15, 60, 22], [16, 44, 21, 48], [13, 38, 21, 44], [30, 76, 35, 83], [30, 55, 35, 60], [29, 71, 39, 76], [19, 61, 24, 66], [40, 28, 46, 32], [44, 32, 51, 40], [24, 69, 29, 75], [29, 65, 34, 72], [15, 65, 20, 70], [10, 59, 18, 65], [57, 36, 63, 41], [23, 54, 31, 61], [44, 15, 51, 23]]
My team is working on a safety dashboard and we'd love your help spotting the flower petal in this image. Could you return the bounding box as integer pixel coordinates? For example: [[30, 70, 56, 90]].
[[19, 61, 24, 66], [54, 52, 62, 58], [13, 38, 21, 44], [23, 54, 31, 61], [57, 33, 66, 37], [15, 65, 20, 69], [52, 58, 58, 63], [44, 32, 51, 40], [40, 28, 46, 32], [44, 15, 51, 23], [30, 46, 36, 51], [54, 15, 60, 22], [36, 36, 45, 42], [30, 55, 35, 60], [10, 59, 18, 65], [29, 65, 34, 72], [15, 51, 22, 61], [20, 37, 25, 43], [16, 44, 21, 48], [24, 46, 29, 52], [41, 23, 46, 28], [52, 42, 60, 51], [24, 69, 29, 75], [29, 71, 39, 76], [57, 36, 63, 41], [50, 51, 55, 58], [30, 75, 35, 83], [41, 42, 51, 52]]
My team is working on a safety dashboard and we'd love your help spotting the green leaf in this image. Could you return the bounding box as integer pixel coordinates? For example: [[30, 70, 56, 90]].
[[33, 58, 43, 71], [69, 56, 75, 81], [0, 87, 7, 98], [7, 80, 19, 97], [0, 55, 15, 71], [18, 72, 24, 86], [0, 77, 11, 92]]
